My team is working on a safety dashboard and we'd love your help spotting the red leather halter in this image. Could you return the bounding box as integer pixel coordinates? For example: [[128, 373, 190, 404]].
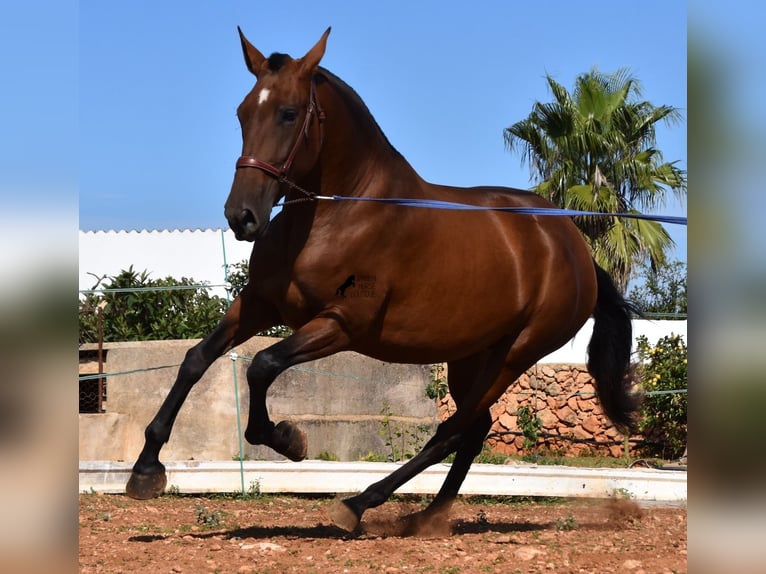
[[235, 78, 324, 198]]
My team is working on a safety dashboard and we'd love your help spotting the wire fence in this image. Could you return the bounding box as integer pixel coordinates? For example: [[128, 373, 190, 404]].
[[78, 229, 687, 488], [78, 235, 687, 411]]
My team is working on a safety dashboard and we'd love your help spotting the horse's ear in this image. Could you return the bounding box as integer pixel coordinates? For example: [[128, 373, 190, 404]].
[[300, 27, 331, 74], [238, 26, 266, 77]]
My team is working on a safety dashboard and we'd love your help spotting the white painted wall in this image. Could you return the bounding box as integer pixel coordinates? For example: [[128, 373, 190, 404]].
[[79, 229, 686, 363], [79, 229, 252, 298], [544, 318, 686, 363]]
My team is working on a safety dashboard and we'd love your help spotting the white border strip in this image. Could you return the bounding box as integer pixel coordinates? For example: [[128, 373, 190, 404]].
[[80, 460, 686, 503]]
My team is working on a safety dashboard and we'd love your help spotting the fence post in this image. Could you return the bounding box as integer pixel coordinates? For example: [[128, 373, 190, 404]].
[[221, 229, 246, 495]]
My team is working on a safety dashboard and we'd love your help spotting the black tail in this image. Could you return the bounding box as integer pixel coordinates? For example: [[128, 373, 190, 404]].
[[587, 263, 641, 433]]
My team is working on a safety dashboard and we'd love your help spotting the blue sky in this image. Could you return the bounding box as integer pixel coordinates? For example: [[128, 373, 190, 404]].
[[74, 3, 682, 264]]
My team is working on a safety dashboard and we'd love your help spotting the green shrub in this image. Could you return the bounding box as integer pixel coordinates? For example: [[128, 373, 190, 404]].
[[426, 363, 448, 400], [79, 262, 292, 342], [516, 405, 542, 451], [79, 266, 226, 343], [636, 334, 687, 459]]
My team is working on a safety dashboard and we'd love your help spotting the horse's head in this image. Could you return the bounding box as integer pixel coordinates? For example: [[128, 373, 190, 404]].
[[225, 27, 330, 241]]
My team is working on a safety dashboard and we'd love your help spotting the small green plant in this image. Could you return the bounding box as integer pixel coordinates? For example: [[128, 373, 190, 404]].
[[426, 363, 448, 400], [474, 444, 508, 464], [378, 402, 432, 461], [358, 450, 387, 462], [555, 514, 578, 531], [506, 451, 630, 468], [379, 402, 400, 461], [165, 484, 181, 497], [195, 505, 225, 529], [636, 334, 687, 459], [232, 453, 251, 461], [241, 479, 261, 499], [516, 405, 542, 450], [316, 450, 339, 461]]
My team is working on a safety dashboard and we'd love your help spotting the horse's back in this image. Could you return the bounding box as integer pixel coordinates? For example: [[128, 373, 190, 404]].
[[316, 181, 600, 363], [422, 183, 592, 272], [425, 182, 597, 320]]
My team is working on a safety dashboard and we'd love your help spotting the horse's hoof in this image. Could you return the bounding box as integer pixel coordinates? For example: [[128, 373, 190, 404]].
[[274, 420, 307, 462], [126, 471, 167, 500], [328, 498, 361, 532]]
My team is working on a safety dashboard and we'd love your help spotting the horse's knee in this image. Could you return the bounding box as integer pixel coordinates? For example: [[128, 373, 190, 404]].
[[177, 344, 209, 382], [247, 347, 284, 388]]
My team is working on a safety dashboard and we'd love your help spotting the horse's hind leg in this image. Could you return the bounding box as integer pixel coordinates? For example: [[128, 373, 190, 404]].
[[402, 356, 495, 531], [330, 345, 515, 532], [400, 351, 514, 534], [126, 287, 277, 500], [420, 411, 492, 514], [395, 410, 492, 536]]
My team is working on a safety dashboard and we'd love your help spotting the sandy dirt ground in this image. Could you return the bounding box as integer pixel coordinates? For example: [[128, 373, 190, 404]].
[[79, 493, 686, 573]]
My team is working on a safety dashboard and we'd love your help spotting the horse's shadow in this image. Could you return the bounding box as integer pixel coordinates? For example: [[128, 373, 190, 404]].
[[127, 524, 347, 544], [141, 518, 554, 542], [127, 502, 555, 543], [129, 522, 552, 545], [452, 519, 553, 536], [223, 523, 351, 540]]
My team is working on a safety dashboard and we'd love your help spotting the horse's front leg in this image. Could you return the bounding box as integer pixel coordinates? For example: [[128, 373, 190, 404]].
[[241, 314, 351, 460], [126, 287, 276, 499]]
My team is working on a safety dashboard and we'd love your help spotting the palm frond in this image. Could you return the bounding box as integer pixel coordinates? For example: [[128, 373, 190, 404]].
[[504, 68, 686, 292]]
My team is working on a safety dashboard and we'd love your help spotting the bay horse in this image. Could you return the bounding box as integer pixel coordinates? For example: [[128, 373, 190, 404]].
[[127, 28, 638, 532]]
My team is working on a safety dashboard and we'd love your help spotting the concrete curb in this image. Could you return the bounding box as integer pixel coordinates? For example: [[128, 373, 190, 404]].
[[80, 460, 686, 503]]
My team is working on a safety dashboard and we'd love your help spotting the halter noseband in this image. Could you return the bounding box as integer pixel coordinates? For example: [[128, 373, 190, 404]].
[[235, 78, 324, 200]]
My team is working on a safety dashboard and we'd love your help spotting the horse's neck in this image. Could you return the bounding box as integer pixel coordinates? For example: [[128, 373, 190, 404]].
[[319, 77, 423, 198]]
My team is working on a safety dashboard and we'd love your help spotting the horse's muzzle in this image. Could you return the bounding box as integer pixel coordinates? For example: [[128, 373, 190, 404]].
[[225, 207, 264, 241]]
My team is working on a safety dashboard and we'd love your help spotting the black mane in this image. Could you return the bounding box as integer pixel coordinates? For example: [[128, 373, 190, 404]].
[[316, 67, 404, 161], [267, 52, 292, 72], [259, 54, 404, 160]]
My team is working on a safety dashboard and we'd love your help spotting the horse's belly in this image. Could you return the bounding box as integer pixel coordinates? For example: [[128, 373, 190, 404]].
[[350, 266, 592, 365], [352, 306, 528, 364]]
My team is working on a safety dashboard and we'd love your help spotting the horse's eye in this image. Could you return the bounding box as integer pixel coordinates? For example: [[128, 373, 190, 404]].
[[279, 108, 298, 124]]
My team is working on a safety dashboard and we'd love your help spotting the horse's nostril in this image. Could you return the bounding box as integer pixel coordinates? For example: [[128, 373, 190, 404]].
[[239, 209, 256, 228], [225, 206, 261, 240]]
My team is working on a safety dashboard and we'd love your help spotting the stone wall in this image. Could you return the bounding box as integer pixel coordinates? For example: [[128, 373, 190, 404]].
[[79, 341, 644, 463], [78, 338, 436, 463], [438, 364, 636, 458]]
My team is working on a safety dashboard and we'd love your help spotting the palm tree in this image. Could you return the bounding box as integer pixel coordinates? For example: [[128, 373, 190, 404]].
[[504, 68, 686, 291]]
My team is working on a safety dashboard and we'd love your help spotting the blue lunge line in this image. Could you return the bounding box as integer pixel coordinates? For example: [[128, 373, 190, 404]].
[[321, 195, 687, 225]]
